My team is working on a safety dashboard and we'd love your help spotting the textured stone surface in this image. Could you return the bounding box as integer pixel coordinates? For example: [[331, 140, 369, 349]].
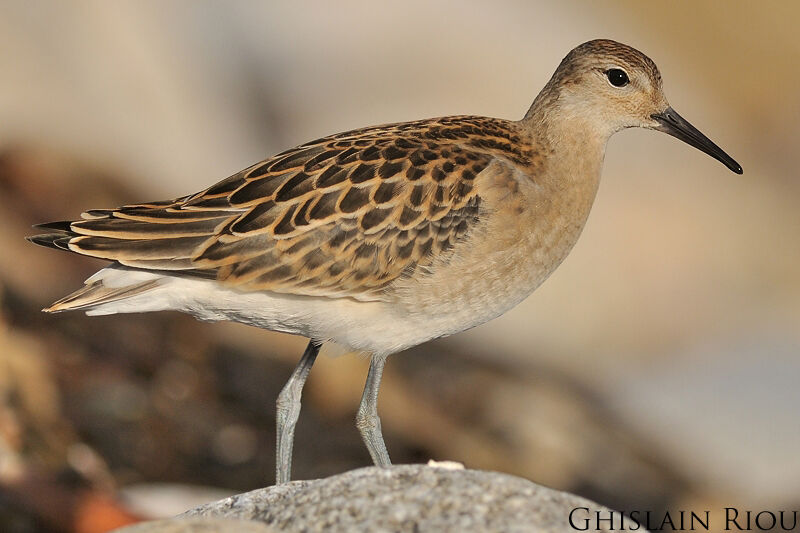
[[113, 518, 276, 533], [177, 464, 627, 532]]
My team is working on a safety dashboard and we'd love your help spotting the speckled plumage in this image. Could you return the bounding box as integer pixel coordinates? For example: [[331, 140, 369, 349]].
[[38, 116, 536, 301]]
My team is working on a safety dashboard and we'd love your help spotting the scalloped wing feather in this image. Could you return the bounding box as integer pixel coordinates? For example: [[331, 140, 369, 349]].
[[31, 116, 533, 301]]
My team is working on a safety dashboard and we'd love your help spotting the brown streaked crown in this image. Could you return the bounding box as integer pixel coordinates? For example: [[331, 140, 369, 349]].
[[559, 39, 661, 85], [525, 39, 664, 125]]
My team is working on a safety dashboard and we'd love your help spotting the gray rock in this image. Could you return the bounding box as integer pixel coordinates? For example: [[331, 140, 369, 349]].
[[179, 464, 635, 532], [113, 517, 276, 533]]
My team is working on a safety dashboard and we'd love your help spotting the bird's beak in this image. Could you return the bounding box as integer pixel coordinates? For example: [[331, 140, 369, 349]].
[[650, 107, 742, 174]]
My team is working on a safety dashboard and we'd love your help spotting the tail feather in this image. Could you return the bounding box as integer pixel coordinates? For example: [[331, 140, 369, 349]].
[[27, 195, 242, 315], [25, 233, 72, 251], [44, 278, 161, 313], [32, 221, 74, 232]]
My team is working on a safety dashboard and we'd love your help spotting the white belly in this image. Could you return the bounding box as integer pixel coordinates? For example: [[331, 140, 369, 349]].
[[81, 266, 508, 357]]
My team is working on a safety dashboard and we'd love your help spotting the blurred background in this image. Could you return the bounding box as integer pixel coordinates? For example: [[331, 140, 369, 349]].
[[1, 1, 798, 531]]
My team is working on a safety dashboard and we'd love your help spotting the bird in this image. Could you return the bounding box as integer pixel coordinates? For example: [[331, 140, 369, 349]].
[[28, 39, 742, 485]]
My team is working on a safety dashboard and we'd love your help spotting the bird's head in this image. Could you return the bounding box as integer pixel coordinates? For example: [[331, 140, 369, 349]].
[[530, 39, 742, 174]]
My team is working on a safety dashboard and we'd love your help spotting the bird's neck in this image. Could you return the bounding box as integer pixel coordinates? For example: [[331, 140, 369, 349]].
[[523, 81, 617, 148], [520, 95, 610, 199], [516, 93, 612, 263]]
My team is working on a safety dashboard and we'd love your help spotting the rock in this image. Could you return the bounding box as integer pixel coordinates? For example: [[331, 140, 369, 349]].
[[113, 518, 276, 533], [173, 464, 633, 532]]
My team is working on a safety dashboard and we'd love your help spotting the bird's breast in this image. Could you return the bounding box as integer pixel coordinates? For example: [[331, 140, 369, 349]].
[[389, 157, 602, 339]]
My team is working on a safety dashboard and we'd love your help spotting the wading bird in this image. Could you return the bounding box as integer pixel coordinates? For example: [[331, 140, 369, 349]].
[[29, 39, 742, 484]]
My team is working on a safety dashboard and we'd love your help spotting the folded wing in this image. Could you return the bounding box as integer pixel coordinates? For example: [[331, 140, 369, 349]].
[[29, 116, 530, 301]]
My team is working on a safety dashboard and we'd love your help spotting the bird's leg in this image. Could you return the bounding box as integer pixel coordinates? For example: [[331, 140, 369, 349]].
[[275, 340, 320, 485], [355, 355, 392, 467]]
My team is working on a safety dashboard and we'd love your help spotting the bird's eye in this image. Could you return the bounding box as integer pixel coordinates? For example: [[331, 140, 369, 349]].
[[606, 68, 629, 87]]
